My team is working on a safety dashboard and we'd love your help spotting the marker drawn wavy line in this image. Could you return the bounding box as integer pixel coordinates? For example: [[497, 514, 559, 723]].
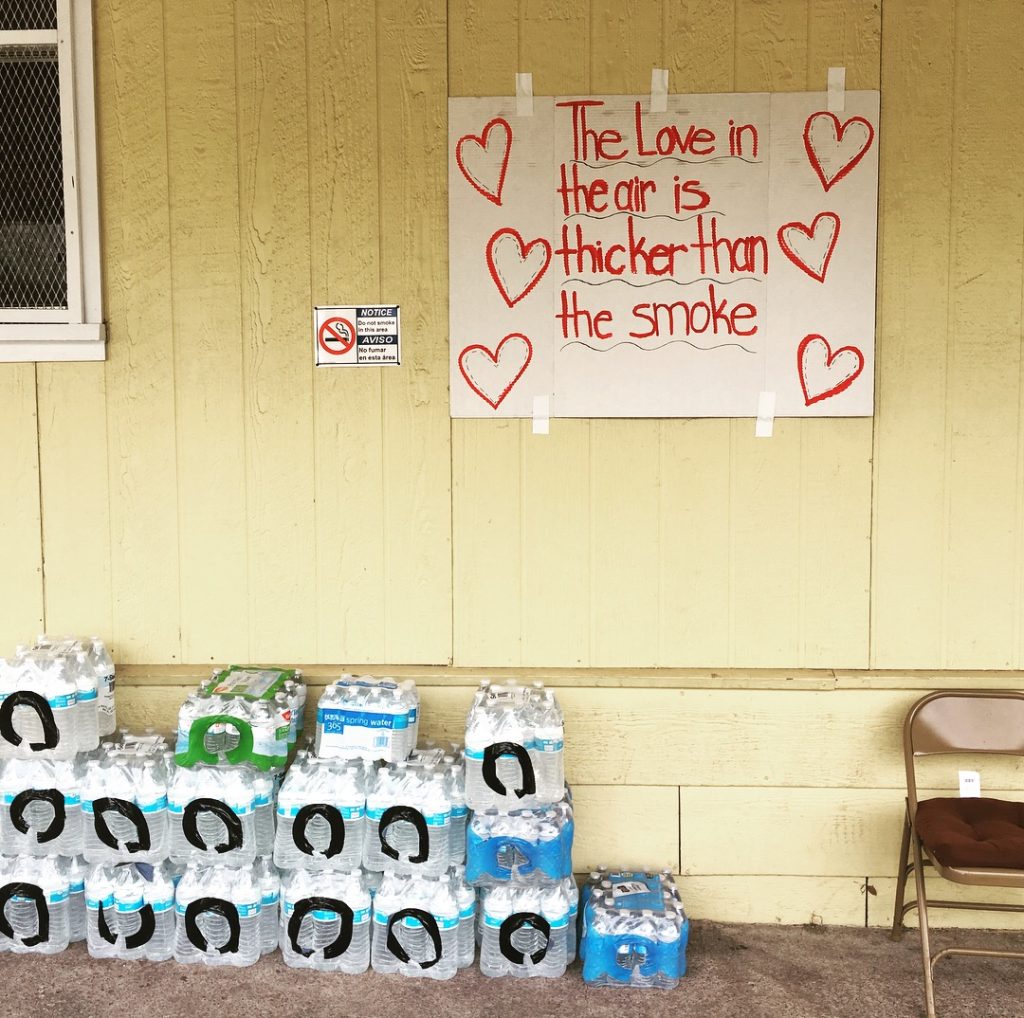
[[564, 210, 725, 223], [561, 338, 757, 355], [564, 276, 762, 288], [573, 155, 762, 169]]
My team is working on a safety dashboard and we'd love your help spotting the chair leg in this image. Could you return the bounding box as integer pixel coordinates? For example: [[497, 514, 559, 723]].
[[891, 803, 912, 941], [910, 827, 937, 1018]]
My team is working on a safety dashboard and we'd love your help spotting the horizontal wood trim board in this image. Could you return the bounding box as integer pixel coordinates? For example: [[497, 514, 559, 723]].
[[116, 666, 1024, 691]]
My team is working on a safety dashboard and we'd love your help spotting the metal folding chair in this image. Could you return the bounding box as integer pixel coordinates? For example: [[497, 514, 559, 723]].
[[892, 689, 1024, 1018]]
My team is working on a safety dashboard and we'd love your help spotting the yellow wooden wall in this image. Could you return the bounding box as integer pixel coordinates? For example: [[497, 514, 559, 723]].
[[2, 0, 1024, 926]]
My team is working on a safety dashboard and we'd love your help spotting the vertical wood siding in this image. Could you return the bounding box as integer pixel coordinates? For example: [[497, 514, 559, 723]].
[[1, 3, 1021, 667]]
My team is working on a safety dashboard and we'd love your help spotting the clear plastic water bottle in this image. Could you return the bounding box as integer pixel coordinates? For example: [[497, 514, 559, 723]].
[[252, 770, 276, 856], [67, 855, 87, 942], [447, 762, 467, 865], [254, 855, 280, 955], [173, 863, 262, 966], [532, 689, 565, 800], [402, 680, 420, 752], [280, 868, 372, 973], [0, 854, 71, 955], [68, 651, 100, 752], [87, 638, 117, 737], [283, 679, 306, 744], [449, 865, 476, 968]]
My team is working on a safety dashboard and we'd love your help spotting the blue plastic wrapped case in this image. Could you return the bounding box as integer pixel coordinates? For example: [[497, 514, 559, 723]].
[[580, 870, 689, 989], [466, 799, 573, 886]]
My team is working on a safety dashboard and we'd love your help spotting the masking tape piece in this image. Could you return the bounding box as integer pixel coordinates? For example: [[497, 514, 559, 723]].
[[827, 66, 846, 113], [755, 390, 776, 438], [516, 72, 534, 117], [532, 394, 550, 435], [958, 770, 981, 798], [650, 68, 668, 114]]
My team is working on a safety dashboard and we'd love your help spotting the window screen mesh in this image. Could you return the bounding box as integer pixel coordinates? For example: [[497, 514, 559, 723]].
[[0, 1, 58, 32], [0, 44, 67, 310]]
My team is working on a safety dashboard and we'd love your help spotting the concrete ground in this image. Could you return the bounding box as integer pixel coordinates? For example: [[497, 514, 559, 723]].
[[3, 921, 1024, 1018]]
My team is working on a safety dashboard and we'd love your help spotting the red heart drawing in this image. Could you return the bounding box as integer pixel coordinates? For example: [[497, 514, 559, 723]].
[[458, 333, 533, 410], [777, 212, 841, 283], [456, 118, 512, 207], [486, 228, 552, 307], [803, 112, 875, 192], [797, 333, 865, 406]]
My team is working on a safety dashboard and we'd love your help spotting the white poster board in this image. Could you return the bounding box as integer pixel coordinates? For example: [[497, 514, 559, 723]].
[[449, 91, 879, 418]]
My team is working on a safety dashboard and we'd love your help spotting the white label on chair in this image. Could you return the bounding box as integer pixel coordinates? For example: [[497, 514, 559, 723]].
[[959, 770, 981, 797]]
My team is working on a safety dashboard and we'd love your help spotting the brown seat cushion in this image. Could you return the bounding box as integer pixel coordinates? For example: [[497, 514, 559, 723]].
[[916, 797, 1024, 869]]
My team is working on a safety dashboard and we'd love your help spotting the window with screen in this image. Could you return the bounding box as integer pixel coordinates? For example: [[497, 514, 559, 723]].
[[0, 0, 104, 361]]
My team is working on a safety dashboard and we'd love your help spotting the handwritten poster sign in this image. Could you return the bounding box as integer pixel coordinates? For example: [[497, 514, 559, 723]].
[[448, 91, 879, 418]]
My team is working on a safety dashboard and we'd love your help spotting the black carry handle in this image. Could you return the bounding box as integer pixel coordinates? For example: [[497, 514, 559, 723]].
[[97, 903, 117, 945], [287, 896, 353, 960], [293, 803, 345, 859], [97, 900, 156, 950], [0, 691, 59, 751], [385, 908, 442, 969], [184, 897, 240, 955], [378, 805, 429, 864], [10, 788, 65, 844], [499, 911, 551, 966], [482, 742, 536, 799], [93, 797, 151, 853], [0, 881, 49, 948], [182, 798, 243, 854]]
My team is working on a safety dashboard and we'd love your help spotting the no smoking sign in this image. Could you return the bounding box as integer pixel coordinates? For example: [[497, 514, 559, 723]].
[[313, 305, 401, 367]]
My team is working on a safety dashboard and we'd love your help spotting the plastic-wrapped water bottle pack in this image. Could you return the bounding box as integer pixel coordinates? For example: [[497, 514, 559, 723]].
[[0, 636, 116, 760], [274, 750, 365, 871], [478, 877, 579, 979], [79, 742, 172, 865], [85, 860, 180, 962], [0, 853, 75, 955], [579, 870, 690, 989], [464, 680, 564, 811], [364, 757, 460, 878], [175, 666, 305, 772], [173, 861, 268, 967], [0, 757, 83, 857], [314, 676, 419, 762], [466, 798, 574, 886], [168, 763, 274, 866], [370, 869, 472, 980], [280, 867, 372, 973]]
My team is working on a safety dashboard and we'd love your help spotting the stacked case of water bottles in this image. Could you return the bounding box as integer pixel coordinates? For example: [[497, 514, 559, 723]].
[[288, 675, 473, 978], [168, 666, 305, 966], [0, 636, 116, 957], [578, 867, 690, 988], [463, 679, 577, 978]]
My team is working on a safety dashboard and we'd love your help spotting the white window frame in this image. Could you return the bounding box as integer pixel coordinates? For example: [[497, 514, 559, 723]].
[[0, 0, 105, 362]]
